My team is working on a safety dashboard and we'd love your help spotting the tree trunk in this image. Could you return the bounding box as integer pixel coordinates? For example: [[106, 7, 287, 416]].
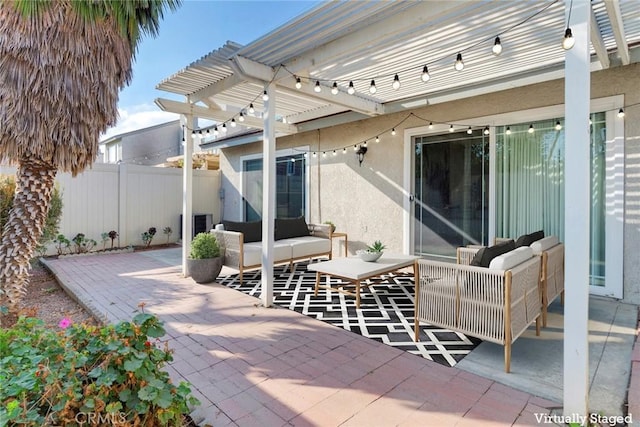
[[0, 156, 57, 310]]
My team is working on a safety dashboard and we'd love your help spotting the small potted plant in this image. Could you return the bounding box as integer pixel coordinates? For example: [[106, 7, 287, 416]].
[[356, 240, 386, 262], [187, 232, 223, 283], [323, 221, 336, 234]]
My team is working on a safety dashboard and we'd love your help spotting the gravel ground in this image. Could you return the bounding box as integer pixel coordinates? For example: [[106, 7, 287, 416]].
[[1, 260, 98, 328]]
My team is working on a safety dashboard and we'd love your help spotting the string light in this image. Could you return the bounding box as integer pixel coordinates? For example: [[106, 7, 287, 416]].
[[230, 118, 236, 127], [333, 150, 337, 156], [343, 147, 347, 154], [467, 127, 473, 135], [295, 77, 302, 89], [484, 127, 490, 135], [506, 126, 511, 135], [363, 141, 368, 148], [213, 126, 219, 136], [429, 122, 433, 130], [375, 136, 380, 143], [249, 103, 255, 114], [555, 121, 562, 130], [331, 82, 339, 95], [262, 90, 269, 101], [454, 53, 464, 71], [238, 112, 245, 122], [528, 124, 535, 133], [562, 28, 575, 50], [314, 81, 322, 93], [618, 108, 625, 118], [369, 79, 377, 94], [449, 125, 454, 132], [492, 37, 502, 55], [421, 65, 430, 82], [392, 74, 401, 90], [221, 123, 227, 133], [347, 81, 355, 95], [391, 128, 396, 136]]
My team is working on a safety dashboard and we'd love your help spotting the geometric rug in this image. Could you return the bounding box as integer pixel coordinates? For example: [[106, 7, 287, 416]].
[[218, 260, 480, 367]]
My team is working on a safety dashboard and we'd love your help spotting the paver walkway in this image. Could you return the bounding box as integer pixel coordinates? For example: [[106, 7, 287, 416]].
[[43, 250, 559, 426]]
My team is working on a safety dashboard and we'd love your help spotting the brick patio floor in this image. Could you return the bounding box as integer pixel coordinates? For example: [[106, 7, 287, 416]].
[[43, 250, 559, 426]]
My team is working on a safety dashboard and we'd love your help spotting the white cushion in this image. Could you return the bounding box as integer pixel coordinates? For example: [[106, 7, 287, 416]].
[[287, 236, 332, 258], [242, 241, 292, 267], [214, 223, 225, 231], [489, 247, 533, 270], [530, 235, 559, 255]]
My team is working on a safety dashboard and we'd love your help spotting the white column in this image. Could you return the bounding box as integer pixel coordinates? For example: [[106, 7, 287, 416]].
[[261, 85, 276, 307], [182, 113, 194, 276], [563, 0, 590, 417]]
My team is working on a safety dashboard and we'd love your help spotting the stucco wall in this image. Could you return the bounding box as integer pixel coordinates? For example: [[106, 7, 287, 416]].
[[218, 63, 640, 303]]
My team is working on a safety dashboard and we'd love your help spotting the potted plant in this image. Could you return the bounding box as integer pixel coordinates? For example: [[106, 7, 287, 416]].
[[323, 220, 336, 233], [356, 240, 386, 262], [187, 232, 223, 283]]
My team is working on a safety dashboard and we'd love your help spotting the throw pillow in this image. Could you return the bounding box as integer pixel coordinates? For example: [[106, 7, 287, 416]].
[[221, 220, 262, 243], [275, 216, 310, 240], [515, 230, 545, 247], [470, 239, 516, 268]]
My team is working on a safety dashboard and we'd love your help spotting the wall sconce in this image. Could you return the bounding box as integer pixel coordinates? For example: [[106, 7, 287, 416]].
[[356, 146, 368, 166]]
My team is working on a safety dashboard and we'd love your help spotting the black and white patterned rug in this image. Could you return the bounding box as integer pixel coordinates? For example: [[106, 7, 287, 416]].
[[218, 260, 480, 367]]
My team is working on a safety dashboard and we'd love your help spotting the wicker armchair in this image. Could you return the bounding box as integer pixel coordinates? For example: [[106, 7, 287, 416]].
[[414, 250, 542, 372]]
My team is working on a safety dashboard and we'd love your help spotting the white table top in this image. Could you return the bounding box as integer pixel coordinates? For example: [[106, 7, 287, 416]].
[[307, 253, 419, 280]]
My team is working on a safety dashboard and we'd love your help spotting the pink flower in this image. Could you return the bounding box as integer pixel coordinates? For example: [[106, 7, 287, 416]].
[[58, 317, 72, 329]]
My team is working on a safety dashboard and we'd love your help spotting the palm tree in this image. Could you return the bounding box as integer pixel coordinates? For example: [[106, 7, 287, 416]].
[[0, 0, 180, 310]]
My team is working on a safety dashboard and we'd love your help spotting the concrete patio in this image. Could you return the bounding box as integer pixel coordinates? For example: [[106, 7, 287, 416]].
[[42, 248, 636, 426]]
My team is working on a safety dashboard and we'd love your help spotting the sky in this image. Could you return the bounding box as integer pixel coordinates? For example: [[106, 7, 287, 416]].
[[102, 0, 319, 140]]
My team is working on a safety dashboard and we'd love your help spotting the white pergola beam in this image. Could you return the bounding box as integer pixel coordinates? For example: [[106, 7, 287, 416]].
[[604, 0, 630, 65], [563, 0, 590, 418], [155, 98, 298, 134], [261, 83, 276, 308], [191, 74, 245, 103], [590, 7, 610, 69]]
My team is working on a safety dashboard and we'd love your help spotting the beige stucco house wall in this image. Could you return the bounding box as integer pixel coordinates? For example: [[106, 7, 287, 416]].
[[217, 62, 640, 304]]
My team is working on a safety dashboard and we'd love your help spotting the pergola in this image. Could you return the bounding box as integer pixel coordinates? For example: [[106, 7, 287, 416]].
[[155, 0, 640, 418]]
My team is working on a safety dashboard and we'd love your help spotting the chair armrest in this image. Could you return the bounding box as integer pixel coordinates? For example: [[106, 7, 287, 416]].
[[457, 246, 481, 265], [308, 223, 331, 239], [212, 230, 243, 268]]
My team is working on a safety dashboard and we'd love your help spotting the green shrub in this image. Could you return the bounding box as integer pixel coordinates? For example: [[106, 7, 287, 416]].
[[0, 175, 63, 254], [189, 232, 220, 259], [0, 313, 199, 426]]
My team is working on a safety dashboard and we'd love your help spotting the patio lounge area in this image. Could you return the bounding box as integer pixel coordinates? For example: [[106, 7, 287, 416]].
[[42, 248, 637, 425]]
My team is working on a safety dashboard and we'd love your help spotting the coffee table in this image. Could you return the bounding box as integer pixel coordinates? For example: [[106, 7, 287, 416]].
[[307, 253, 419, 308]]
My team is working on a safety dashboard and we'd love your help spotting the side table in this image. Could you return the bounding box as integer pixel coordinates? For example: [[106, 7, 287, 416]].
[[331, 232, 348, 257]]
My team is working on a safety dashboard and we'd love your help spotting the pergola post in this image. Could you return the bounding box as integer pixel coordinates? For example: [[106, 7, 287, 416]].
[[181, 112, 194, 277], [563, 0, 590, 417], [261, 84, 275, 307]]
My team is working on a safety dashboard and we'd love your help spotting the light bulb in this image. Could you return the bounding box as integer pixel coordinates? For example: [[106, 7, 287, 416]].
[[369, 79, 377, 94], [333, 150, 337, 156], [429, 122, 433, 130], [353, 145, 358, 151], [312, 152, 317, 158], [375, 136, 380, 143], [191, 130, 196, 139], [213, 126, 219, 136], [454, 53, 464, 71], [322, 152, 327, 158], [391, 128, 396, 136], [492, 37, 502, 56], [249, 103, 255, 114], [198, 130, 203, 139], [314, 81, 321, 93], [295, 77, 302, 89], [239, 112, 245, 122], [467, 127, 473, 135], [528, 124, 534, 133], [506, 126, 511, 135], [343, 148, 347, 154], [304, 153, 308, 158], [363, 141, 368, 148], [555, 121, 562, 130], [483, 126, 490, 135], [392, 74, 400, 90], [331, 82, 339, 95], [421, 65, 430, 82], [262, 90, 269, 101], [449, 125, 454, 132], [230, 118, 236, 127], [618, 108, 625, 118], [206, 128, 211, 135], [221, 123, 227, 133], [347, 81, 355, 95], [589, 118, 593, 125], [562, 28, 575, 50]]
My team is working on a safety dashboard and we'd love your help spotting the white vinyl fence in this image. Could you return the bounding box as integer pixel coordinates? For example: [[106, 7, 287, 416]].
[[0, 163, 221, 254]]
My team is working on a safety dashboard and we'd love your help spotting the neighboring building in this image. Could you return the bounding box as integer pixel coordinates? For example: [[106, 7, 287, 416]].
[[99, 120, 182, 166]]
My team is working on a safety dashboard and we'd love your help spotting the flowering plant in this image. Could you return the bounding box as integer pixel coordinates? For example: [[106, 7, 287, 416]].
[[0, 312, 199, 425]]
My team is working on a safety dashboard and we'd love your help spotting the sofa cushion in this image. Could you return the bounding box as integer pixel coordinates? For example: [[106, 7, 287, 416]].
[[470, 240, 515, 268], [530, 235, 559, 255], [222, 220, 262, 243], [275, 216, 310, 240], [489, 247, 534, 270], [515, 230, 544, 248], [242, 241, 292, 267], [287, 236, 332, 258]]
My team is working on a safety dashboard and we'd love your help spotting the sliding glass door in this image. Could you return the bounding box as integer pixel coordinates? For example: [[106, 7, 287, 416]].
[[413, 132, 489, 259]]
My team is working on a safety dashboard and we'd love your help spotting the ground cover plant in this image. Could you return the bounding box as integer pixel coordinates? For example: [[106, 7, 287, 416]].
[[0, 310, 199, 426]]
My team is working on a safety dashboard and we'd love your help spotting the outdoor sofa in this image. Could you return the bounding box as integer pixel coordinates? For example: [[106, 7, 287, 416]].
[[414, 242, 542, 373], [212, 217, 332, 283], [480, 233, 565, 327]]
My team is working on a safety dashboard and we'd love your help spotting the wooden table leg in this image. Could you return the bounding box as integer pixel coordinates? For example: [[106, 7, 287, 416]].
[[355, 279, 361, 308]]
